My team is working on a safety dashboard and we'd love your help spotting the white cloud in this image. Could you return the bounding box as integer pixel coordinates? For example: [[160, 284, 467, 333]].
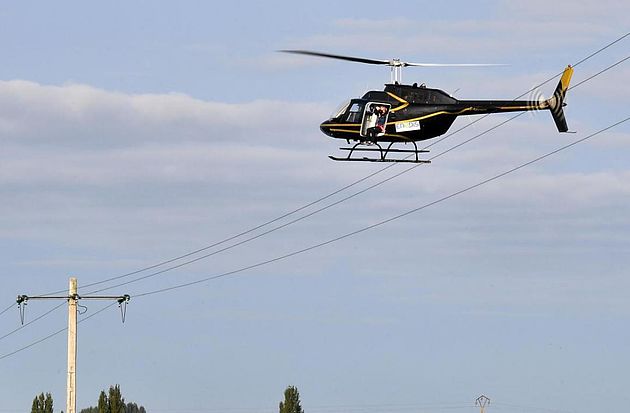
[[333, 17, 414, 32], [0, 79, 628, 285], [0, 80, 330, 146], [292, 4, 627, 64], [503, 0, 629, 23], [573, 65, 630, 100], [0, 4, 627, 412]]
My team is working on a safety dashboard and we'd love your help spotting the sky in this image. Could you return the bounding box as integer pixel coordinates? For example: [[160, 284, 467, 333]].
[[0, 1, 629, 413]]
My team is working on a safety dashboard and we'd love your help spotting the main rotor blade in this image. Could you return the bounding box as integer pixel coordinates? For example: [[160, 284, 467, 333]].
[[403, 62, 508, 67], [279, 50, 508, 68], [279, 50, 390, 66]]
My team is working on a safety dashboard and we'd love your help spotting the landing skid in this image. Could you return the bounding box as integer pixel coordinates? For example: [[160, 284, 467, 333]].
[[329, 141, 430, 164]]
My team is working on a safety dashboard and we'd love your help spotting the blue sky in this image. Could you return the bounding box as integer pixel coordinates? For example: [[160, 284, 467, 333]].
[[0, 2, 629, 413]]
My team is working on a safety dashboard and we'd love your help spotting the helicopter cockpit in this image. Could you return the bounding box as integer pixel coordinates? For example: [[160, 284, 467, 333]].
[[345, 101, 366, 123], [326, 99, 391, 139], [329, 99, 364, 122], [330, 100, 350, 119]]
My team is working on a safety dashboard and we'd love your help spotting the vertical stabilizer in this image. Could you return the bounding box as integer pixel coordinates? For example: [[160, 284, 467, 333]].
[[547, 65, 574, 132]]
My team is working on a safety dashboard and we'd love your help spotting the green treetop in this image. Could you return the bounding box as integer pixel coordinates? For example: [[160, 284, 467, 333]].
[[279, 386, 304, 413]]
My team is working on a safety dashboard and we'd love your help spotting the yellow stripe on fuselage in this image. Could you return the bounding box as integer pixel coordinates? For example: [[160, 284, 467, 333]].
[[323, 123, 360, 127], [496, 105, 543, 111], [386, 92, 409, 112], [389, 107, 476, 126], [329, 128, 361, 134]]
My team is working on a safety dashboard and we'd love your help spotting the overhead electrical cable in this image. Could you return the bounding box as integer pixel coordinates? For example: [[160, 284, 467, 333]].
[[84, 52, 630, 295], [87, 110, 526, 295], [2, 113, 627, 360], [129, 116, 628, 299], [491, 402, 576, 413], [67, 34, 630, 297], [569, 55, 630, 90], [0, 302, 116, 361], [12, 30, 627, 301], [0, 303, 13, 318], [0, 302, 65, 342], [0, 35, 626, 351]]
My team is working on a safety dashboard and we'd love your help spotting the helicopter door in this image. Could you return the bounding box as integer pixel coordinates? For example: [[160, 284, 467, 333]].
[[360, 102, 391, 139]]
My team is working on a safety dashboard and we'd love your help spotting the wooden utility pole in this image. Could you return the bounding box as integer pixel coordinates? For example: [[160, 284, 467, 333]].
[[17, 277, 130, 413], [67, 277, 78, 413]]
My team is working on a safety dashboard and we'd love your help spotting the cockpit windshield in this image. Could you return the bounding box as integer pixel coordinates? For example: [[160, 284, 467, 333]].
[[330, 101, 350, 120]]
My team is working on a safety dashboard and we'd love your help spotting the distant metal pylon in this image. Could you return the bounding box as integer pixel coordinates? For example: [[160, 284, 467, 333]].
[[475, 395, 490, 413]]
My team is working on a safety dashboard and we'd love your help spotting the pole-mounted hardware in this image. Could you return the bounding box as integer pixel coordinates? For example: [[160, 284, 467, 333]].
[[16, 294, 28, 324], [118, 294, 131, 323], [16, 293, 130, 324]]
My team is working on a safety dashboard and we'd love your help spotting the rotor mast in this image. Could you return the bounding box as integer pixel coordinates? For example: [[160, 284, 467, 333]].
[[389, 59, 403, 84]]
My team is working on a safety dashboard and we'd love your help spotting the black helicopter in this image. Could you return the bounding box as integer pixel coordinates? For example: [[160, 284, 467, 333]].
[[281, 50, 574, 163]]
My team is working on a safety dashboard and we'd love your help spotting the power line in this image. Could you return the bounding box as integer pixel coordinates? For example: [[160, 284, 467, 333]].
[[0, 303, 13, 318], [424, 31, 629, 153], [86, 111, 526, 296], [0, 301, 116, 361], [491, 402, 576, 413], [85, 52, 629, 296], [569, 55, 630, 91], [0, 36, 627, 351], [572, 32, 629, 67], [0, 46, 627, 373], [0, 116, 627, 361], [130, 116, 628, 299], [148, 407, 473, 413], [28, 31, 630, 299], [0, 302, 65, 342]]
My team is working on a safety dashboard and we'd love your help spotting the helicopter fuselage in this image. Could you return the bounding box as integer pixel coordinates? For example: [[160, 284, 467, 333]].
[[281, 49, 572, 163], [320, 83, 549, 143]]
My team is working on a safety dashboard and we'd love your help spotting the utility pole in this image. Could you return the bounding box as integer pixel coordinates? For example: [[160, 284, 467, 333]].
[[68, 278, 78, 413], [475, 395, 490, 413], [17, 277, 130, 413]]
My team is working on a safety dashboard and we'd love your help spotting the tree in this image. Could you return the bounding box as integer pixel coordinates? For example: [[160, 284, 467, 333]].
[[31, 395, 40, 413], [79, 385, 146, 413], [44, 393, 54, 413], [279, 386, 304, 413], [108, 385, 125, 413], [98, 390, 110, 413], [125, 402, 146, 413], [31, 392, 54, 413]]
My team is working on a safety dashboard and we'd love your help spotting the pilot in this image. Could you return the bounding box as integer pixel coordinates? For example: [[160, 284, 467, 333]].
[[366, 105, 388, 141]]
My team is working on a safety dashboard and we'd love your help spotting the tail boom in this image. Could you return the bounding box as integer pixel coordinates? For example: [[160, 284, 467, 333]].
[[454, 65, 574, 132]]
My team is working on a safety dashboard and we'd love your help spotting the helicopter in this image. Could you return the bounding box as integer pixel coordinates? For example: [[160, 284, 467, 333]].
[[281, 50, 574, 163]]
